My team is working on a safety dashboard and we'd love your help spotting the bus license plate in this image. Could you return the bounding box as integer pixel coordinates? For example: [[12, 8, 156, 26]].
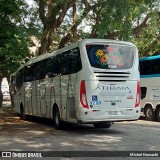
[[108, 111, 118, 115]]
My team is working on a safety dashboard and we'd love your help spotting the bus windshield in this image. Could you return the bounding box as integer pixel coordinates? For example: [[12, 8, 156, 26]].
[[86, 44, 135, 69]]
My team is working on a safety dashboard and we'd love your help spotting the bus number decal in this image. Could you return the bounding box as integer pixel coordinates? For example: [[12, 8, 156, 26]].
[[90, 95, 101, 108]]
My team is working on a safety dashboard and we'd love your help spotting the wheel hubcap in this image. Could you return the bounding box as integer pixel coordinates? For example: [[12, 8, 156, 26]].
[[147, 109, 152, 118]]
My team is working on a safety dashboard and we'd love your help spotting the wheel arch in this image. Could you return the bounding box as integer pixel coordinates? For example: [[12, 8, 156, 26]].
[[155, 104, 160, 111], [156, 106, 160, 122], [144, 103, 156, 121], [144, 103, 153, 112]]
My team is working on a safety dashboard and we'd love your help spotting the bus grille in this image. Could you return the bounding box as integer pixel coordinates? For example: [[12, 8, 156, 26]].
[[94, 71, 130, 81]]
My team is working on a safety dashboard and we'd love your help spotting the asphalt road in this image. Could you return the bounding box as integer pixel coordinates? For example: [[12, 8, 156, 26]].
[[0, 111, 160, 160]]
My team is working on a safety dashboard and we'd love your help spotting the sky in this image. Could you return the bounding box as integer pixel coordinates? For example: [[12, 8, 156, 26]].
[[26, 0, 34, 5]]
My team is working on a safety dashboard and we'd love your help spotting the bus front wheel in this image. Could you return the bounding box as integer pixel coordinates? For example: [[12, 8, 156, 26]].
[[156, 108, 160, 122], [20, 104, 26, 120], [144, 106, 155, 121], [53, 107, 63, 129], [93, 123, 111, 129]]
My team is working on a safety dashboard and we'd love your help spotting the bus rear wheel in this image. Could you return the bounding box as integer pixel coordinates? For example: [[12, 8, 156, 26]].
[[144, 106, 155, 121], [156, 108, 160, 122], [53, 107, 63, 129], [93, 123, 111, 129]]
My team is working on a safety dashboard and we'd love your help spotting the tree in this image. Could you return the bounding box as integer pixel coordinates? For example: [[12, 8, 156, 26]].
[[38, 0, 76, 54], [0, 0, 159, 110], [38, 0, 94, 54], [89, 0, 160, 57], [0, 0, 32, 110], [37, 0, 160, 57]]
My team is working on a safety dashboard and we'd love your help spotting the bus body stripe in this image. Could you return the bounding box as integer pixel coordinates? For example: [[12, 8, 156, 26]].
[[140, 74, 160, 78]]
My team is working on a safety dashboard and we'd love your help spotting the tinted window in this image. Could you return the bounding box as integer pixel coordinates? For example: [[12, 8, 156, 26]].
[[24, 48, 82, 81], [32, 62, 45, 80], [141, 87, 147, 99], [16, 69, 24, 89], [59, 48, 82, 75], [24, 65, 33, 82], [86, 44, 135, 69], [151, 59, 160, 74], [139, 60, 151, 75], [10, 75, 16, 86], [43, 57, 59, 78]]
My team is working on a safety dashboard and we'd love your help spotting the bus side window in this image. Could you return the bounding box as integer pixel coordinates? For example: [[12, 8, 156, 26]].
[[10, 75, 17, 95], [151, 59, 160, 74], [69, 48, 82, 73], [16, 69, 24, 90], [141, 87, 147, 100], [43, 57, 59, 78], [11, 75, 16, 86], [139, 60, 151, 75], [58, 52, 70, 75], [33, 62, 45, 80], [24, 65, 33, 82], [59, 48, 82, 75]]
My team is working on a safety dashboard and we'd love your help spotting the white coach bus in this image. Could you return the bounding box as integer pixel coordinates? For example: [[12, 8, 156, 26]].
[[139, 55, 160, 122], [10, 39, 140, 129]]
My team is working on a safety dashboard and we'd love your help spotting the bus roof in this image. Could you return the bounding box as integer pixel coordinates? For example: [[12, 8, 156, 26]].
[[16, 38, 136, 71], [79, 38, 135, 46], [139, 55, 160, 61]]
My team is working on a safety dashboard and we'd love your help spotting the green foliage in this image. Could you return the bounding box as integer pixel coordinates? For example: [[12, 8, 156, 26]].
[[0, 0, 31, 77], [132, 7, 160, 56], [1, 0, 158, 69], [45, 0, 160, 57], [91, 0, 160, 56]]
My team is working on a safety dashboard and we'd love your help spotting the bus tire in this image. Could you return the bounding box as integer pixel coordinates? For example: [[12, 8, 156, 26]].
[[20, 104, 26, 120], [93, 123, 111, 129], [156, 108, 160, 122], [53, 107, 63, 129], [144, 106, 155, 121]]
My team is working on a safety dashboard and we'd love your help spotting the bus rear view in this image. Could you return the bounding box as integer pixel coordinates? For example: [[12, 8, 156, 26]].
[[11, 38, 140, 129], [77, 39, 140, 128]]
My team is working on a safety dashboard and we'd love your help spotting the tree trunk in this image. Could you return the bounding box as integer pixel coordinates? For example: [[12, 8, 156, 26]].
[[38, 0, 77, 55], [0, 76, 3, 112], [39, 27, 54, 55], [7, 76, 14, 108]]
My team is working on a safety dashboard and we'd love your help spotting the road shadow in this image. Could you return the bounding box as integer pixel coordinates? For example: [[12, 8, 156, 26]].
[[139, 116, 146, 120], [139, 116, 159, 122], [23, 115, 125, 135]]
